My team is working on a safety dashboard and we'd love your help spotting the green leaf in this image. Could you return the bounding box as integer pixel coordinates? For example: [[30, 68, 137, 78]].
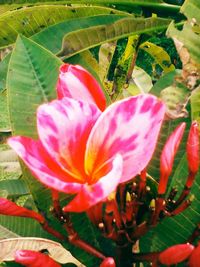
[[0, 54, 10, 92], [98, 41, 116, 81], [32, 14, 127, 55], [0, 90, 11, 132], [167, 21, 200, 64], [131, 66, 153, 93], [0, 216, 50, 239], [58, 17, 171, 58], [7, 35, 61, 137], [0, 237, 83, 265], [0, 1, 181, 15], [0, 179, 29, 197], [0, 0, 165, 4], [139, 41, 175, 73], [7, 35, 62, 210], [0, 5, 125, 48], [190, 86, 200, 127], [181, 0, 200, 24], [159, 84, 190, 119], [150, 69, 181, 96]]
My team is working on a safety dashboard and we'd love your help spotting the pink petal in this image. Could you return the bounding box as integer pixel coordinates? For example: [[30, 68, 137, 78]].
[[8, 137, 82, 194], [63, 154, 123, 212], [15, 250, 61, 267], [57, 64, 106, 111], [158, 122, 186, 194], [37, 97, 101, 181], [85, 94, 165, 183]]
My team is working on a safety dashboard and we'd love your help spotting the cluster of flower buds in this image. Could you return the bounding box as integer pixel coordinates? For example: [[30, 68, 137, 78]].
[[152, 121, 199, 225]]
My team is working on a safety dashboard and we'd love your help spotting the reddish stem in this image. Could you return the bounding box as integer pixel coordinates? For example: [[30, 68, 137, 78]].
[[150, 197, 165, 226], [188, 223, 200, 243], [170, 199, 191, 216], [42, 221, 65, 240]]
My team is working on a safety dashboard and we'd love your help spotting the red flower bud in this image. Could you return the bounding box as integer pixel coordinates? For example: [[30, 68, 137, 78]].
[[0, 198, 44, 223], [159, 243, 194, 265], [187, 121, 199, 175], [100, 257, 116, 267], [15, 250, 61, 267], [158, 123, 186, 194], [189, 243, 200, 267]]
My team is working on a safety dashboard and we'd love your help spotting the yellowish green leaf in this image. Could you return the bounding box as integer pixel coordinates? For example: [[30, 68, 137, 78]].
[[139, 41, 175, 73]]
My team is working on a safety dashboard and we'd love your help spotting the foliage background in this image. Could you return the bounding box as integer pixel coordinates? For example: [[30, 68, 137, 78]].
[[0, 0, 199, 266]]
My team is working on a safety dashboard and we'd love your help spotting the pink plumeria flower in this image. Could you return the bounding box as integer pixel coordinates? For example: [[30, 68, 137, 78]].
[[8, 64, 165, 212], [15, 250, 61, 267], [158, 123, 186, 195], [57, 64, 106, 111], [0, 198, 44, 223]]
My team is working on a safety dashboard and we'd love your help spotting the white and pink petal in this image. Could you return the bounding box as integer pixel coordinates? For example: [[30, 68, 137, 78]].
[[8, 136, 83, 193], [85, 94, 165, 183], [37, 97, 101, 180], [63, 154, 123, 212], [57, 64, 106, 111]]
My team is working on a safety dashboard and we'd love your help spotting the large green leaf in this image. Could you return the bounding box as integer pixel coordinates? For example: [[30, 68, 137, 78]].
[[0, 216, 51, 239], [7, 35, 61, 210], [0, 5, 125, 48], [58, 17, 171, 58], [32, 14, 127, 55], [7, 35, 61, 137]]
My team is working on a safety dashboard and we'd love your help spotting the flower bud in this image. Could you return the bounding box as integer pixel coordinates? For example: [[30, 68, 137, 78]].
[[159, 243, 194, 265], [0, 198, 44, 223], [187, 121, 199, 175], [158, 123, 186, 194], [100, 257, 116, 267], [189, 243, 200, 267], [15, 250, 61, 267]]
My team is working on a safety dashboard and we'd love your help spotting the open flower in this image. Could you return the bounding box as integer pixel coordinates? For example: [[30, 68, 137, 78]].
[[8, 66, 165, 212], [57, 64, 106, 111], [8, 95, 164, 212]]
